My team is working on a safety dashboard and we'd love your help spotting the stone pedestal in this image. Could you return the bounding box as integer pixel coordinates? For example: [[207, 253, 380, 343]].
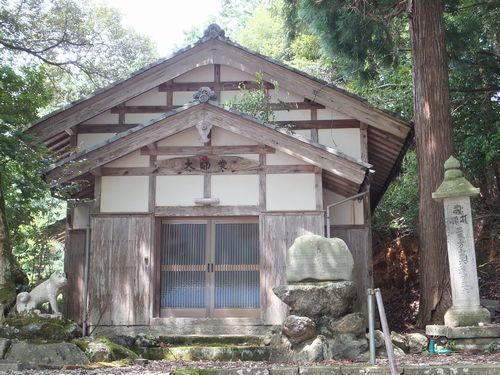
[[432, 156, 490, 328]]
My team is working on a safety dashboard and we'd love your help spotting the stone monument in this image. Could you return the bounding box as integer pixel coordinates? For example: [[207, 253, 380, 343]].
[[426, 156, 499, 349]]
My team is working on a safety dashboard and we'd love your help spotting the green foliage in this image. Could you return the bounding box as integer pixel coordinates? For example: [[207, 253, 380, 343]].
[[288, 0, 398, 81], [372, 150, 419, 240], [1, 0, 159, 106], [0, 0, 159, 287], [224, 73, 276, 124], [445, 1, 500, 196]]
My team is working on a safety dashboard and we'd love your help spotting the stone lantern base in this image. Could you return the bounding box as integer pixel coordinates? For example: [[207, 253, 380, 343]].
[[426, 324, 500, 351], [444, 306, 491, 328]]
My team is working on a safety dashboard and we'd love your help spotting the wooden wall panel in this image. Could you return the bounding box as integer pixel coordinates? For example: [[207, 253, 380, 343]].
[[260, 212, 324, 324], [331, 226, 373, 313], [88, 215, 152, 326], [64, 229, 86, 323]]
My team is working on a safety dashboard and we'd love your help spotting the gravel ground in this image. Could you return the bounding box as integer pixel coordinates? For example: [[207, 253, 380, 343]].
[[9, 352, 500, 374]]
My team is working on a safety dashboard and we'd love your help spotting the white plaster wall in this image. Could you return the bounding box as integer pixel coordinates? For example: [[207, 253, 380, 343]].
[[126, 88, 166, 106], [125, 113, 162, 124], [73, 205, 90, 230], [318, 128, 362, 160], [156, 175, 204, 206], [100, 176, 149, 212], [211, 127, 257, 146], [317, 108, 351, 120], [266, 174, 316, 211], [173, 91, 197, 105], [292, 129, 311, 139], [220, 90, 241, 103], [274, 110, 310, 121], [174, 65, 214, 82], [323, 189, 364, 225], [77, 133, 115, 150], [267, 151, 307, 165], [220, 65, 255, 81], [105, 150, 150, 168], [157, 128, 201, 147], [269, 89, 303, 103], [211, 175, 259, 206], [82, 111, 118, 124]]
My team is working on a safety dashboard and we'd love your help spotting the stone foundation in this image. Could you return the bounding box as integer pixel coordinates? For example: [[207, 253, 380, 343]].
[[426, 324, 500, 350], [271, 281, 368, 361]]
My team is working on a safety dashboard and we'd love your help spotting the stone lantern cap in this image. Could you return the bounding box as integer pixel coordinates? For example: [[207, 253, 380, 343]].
[[432, 156, 479, 200]]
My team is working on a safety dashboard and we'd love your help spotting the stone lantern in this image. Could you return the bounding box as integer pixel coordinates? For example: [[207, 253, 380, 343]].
[[432, 156, 490, 327]]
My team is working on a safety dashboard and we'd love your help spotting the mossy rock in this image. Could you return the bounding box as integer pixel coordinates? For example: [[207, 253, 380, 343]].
[[0, 313, 81, 341], [74, 336, 138, 362]]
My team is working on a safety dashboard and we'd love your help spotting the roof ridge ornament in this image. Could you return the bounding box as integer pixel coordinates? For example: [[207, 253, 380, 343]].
[[201, 23, 226, 41], [193, 86, 217, 103]]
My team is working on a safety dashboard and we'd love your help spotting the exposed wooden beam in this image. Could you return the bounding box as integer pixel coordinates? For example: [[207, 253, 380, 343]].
[[99, 164, 318, 176], [139, 145, 275, 156], [111, 105, 176, 114], [360, 123, 368, 163], [75, 120, 361, 135], [270, 100, 324, 110], [75, 123, 139, 133], [110, 100, 323, 114], [155, 205, 260, 217], [158, 80, 275, 92], [277, 119, 360, 129]]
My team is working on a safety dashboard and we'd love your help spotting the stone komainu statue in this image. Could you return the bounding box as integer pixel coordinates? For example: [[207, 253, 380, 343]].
[[16, 272, 67, 315]]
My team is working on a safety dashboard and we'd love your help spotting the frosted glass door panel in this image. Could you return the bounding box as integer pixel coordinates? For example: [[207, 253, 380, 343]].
[[160, 223, 206, 311], [214, 223, 260, 310]]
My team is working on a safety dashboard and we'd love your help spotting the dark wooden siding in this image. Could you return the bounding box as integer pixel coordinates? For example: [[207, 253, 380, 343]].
[[88, 215, 152, 326], [331, 225, 373, 313], [260, 212, 324, 324], [64, 229, 86, 323]]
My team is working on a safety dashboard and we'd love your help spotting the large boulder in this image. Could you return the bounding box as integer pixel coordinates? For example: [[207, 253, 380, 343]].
[[405, 332, 428, 354], [282, 315, 316, 344], [0, 314, 81, 341], [74, 336, 139, 362], [324, 333, 368, 359], [286, 235, 354, 283], [326, 313, 366, 335], [5, 341, 89, 369], [273, 281, 357, 318], [294, 336, 325, 362]]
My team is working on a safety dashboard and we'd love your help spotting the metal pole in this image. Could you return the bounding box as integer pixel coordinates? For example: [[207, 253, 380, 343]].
[[367, 288, 376, 365], [325, 191, 368, 237], [374, 288, 398, 375], [82, 205, 91, 336]]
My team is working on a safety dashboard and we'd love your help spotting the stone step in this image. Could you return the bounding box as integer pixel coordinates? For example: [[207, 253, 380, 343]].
[[136, 345, 271, 362], [156, 335, 265, 346]]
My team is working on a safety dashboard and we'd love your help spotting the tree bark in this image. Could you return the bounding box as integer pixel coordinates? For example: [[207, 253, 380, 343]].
[[408, 0, 454, 325]]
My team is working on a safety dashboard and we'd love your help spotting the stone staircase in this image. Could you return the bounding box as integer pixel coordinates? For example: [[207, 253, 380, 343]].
[[132, 335, 272, 362]]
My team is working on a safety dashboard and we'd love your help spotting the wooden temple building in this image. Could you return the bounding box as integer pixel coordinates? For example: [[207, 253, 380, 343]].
[[26, 25, 412, 335]]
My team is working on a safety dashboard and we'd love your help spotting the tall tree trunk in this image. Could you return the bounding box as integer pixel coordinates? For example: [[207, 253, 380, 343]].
[[408, 0, 454, 325]]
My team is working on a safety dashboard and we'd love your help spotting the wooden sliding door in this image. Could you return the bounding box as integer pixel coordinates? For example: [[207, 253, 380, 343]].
[[159, 218, 260, 318]]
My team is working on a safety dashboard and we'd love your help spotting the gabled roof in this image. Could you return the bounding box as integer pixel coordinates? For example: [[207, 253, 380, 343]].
[[27, 24, 410, 142], [29, 24, 412, 207], [46, 101, 371, 198]]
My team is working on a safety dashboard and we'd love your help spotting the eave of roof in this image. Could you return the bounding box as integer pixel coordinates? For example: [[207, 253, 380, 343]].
[[45, 101, 371, 187]]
